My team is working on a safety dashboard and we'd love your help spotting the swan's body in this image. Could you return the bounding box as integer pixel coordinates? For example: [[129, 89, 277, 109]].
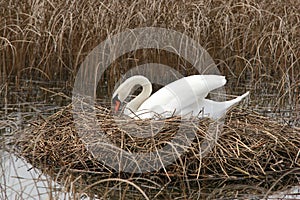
[[112, 75, 249, 120]]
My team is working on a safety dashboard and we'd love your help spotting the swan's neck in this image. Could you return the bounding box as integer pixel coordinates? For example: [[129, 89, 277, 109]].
[[126, 77, 152, 112]]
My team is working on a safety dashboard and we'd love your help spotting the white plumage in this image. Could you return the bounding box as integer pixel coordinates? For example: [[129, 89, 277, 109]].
[[112, 75, 249, 120]]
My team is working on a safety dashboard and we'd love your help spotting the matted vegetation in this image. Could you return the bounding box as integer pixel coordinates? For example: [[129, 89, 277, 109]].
[[10, 104, 300, 199]]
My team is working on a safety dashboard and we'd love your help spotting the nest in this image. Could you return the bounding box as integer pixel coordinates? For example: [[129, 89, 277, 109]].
[[12, 104, 300, 199]]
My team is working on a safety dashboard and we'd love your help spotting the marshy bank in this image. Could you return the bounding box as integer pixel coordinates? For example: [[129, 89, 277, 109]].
[[1, 0, 299, 199]]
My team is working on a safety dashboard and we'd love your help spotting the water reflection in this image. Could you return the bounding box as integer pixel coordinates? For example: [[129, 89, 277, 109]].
[[0, 150, 74, 200]]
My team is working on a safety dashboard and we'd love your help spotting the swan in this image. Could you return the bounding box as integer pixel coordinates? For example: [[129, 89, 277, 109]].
[[112, 75, 249, 120]]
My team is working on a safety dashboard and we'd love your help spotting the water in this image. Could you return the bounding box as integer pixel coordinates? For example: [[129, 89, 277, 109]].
[[0, 150, 72, 199], [1, 151, 299, 199]]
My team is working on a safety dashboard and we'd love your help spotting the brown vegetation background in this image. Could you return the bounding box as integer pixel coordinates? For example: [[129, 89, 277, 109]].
[[1, 0, 299, 112]]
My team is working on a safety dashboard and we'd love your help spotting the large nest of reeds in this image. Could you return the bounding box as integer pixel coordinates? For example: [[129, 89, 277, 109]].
[[12, 105, 300, 199]]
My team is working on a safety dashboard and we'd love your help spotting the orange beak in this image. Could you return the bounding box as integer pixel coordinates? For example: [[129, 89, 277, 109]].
[[112, 94, 121, 113], [114, 100, 121, 112]]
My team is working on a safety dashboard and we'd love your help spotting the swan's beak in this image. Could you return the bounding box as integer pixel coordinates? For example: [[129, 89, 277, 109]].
[[114, 100, 121, 112], [112, 94, 121, 112]]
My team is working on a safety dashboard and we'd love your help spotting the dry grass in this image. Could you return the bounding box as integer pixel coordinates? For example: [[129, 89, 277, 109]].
[[1, 0, 299, 109], [11, 104, 300, 199]]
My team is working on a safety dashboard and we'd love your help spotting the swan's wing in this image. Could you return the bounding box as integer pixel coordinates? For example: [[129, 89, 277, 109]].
[[180, 91, 250, 119], [139, 75, 227, 113]]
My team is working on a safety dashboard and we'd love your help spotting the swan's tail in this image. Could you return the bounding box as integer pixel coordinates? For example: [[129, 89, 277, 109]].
[[227, 91, 249, 106]]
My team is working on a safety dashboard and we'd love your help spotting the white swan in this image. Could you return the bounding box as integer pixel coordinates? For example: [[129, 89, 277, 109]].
[[112, 75, 249, 120]]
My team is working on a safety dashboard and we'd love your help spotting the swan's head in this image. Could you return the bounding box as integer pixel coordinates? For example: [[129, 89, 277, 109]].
[[111, 76, 137, 112], [111, 75, 152, 113]]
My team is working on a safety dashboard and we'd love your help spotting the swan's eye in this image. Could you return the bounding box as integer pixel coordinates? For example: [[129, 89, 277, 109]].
[[112, 95, 121, 112]]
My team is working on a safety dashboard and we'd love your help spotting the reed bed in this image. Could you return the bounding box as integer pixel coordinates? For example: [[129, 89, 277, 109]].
[[11, 104, 300, 199], [1, 0, 299, 110]]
